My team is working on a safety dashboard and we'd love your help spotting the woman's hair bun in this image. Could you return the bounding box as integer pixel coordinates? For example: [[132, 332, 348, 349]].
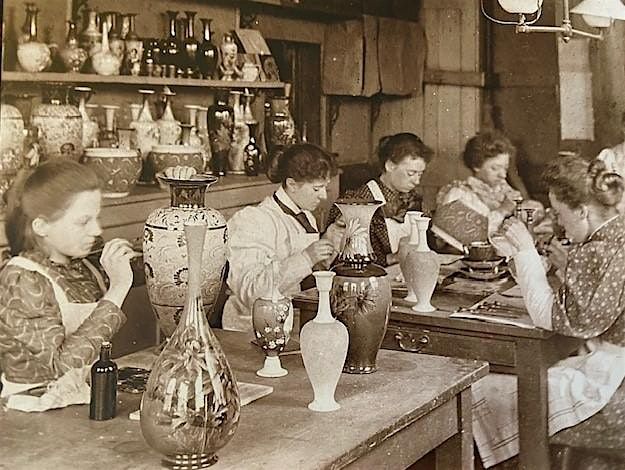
[[588, 159, 624, 207]]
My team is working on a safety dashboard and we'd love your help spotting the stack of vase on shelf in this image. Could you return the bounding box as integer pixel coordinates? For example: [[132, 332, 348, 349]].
[[10, 3, 265, 81], [0, 79, 299, 206]]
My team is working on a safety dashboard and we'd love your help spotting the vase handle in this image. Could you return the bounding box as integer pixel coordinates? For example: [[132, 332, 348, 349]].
[[394, 331, 430, 353]]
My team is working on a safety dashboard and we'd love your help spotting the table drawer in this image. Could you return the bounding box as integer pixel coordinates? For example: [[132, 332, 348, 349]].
[[382, 323, 517, 367]]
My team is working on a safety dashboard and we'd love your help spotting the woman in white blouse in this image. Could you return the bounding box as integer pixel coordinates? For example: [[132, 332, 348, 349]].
[[223, 143, 342, 332]]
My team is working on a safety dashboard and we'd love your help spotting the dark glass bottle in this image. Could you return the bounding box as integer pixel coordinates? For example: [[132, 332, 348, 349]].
[[196, 18, 218, 79], [182, 11, 199, 78], [89, 341, 118, 421], [244, 122, 261, 177], [161, 10, 181, 78], [207, 89, 234, 176]]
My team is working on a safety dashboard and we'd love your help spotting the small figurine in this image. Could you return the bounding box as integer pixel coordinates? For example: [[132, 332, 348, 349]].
[[218, 31, 242, 80]]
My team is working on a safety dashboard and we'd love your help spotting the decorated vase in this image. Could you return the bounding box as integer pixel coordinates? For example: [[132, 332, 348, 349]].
[[91, 19, 121, 76], [83, 147, 141, 198], [157, 90, 182, 145], [300, 271, 348, 411], [207, 90, 233, 176], [59, 21, 88, 72], [402, 216, 440, 312], [143, 174, 227, 337], [140, 222, 240, 469], [0, 103, 25, 208], [252, 294, 292, 378], [330, 199, 392, 374], [31, 92, 83, 162], [149, 144, 205, 183]]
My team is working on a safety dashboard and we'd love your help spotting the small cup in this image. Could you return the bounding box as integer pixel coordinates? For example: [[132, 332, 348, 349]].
[[467, 241, 496, 261]]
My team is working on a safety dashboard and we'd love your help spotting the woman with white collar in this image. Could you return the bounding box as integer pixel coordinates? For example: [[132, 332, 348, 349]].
[[223, 143, 342, 333], [328, 133, 433, 266]]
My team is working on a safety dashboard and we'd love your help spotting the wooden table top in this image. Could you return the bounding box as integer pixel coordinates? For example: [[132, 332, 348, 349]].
[[0, 330, 488, 470]]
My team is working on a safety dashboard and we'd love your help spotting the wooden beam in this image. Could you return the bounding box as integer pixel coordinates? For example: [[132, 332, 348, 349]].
[[423, 70, 486, 88]]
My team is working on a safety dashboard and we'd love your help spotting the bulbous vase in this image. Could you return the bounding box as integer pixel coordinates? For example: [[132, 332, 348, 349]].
[[398, 210, 423, 303], [403, 216, 440, 312], [140, 222, 240, 469], [330, 199, 392, 374], [143, 174, 227, 337], [0, 103, 25, 209], [30, 88, 83, 162], [300, 271, 348, 412], [252, 295, 293, 378]]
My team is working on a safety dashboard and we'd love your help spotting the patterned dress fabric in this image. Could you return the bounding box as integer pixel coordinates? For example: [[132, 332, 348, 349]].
[[0, 250, 126, 384], [473, 215, 625, 468], [327, 179, 422, 266]]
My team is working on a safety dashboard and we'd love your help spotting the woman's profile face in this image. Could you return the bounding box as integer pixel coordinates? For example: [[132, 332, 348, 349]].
[[286, 178, 330, 212], [384, 156, 426, 193], [36, 190, 103, 264], [473, 152, 509, 187], [548, 191, 589, 243]]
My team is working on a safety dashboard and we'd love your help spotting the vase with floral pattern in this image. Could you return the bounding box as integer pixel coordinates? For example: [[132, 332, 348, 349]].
[[207, 89, 233, 176], [252, 292, 292, 378], [31, 86, 83, 161], [17, 5, 51, 73], [141, 222, 240, 469], [0, 103, 26, 209], [83, 147, 141, 198], [330, 199, 391, 374], [91, 19, 121, 76], [143, 174, 227, 337], [59, 21, 88, 73]]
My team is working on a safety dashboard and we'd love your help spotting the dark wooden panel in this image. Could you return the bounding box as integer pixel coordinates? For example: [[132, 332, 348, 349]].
[[383, 323, 517, 368]]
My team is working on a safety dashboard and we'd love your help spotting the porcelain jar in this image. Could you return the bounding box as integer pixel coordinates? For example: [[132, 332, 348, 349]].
[[31, 89, 83, 162], [149, 144, 205, 180], [83, 147, 141, 198], [0, 103, 25, 208], [143, 174, 227, 338], [141, 222, 240, 468], [330, 199, 392, 374]]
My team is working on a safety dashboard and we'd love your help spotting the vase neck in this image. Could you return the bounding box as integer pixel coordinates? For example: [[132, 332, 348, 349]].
[[335, 201, 382, 268], [185, 12, 196, 39], [413, 217, 431, 252], [313, 272, 335, 324], [167, 11, 178, 39], [201, 19, 212, 41], [179, 223, 210, 334], [170, 182, 208, 207]]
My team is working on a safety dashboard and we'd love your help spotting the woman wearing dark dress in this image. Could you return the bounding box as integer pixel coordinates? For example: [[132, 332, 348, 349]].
[[328, 133, 433, 266]]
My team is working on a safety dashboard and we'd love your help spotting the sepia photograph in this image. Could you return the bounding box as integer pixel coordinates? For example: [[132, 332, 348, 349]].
[[0, 0, 624, 469]]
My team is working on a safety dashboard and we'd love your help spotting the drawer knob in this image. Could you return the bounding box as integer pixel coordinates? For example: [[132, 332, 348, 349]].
[[394, 331, 430, 353]]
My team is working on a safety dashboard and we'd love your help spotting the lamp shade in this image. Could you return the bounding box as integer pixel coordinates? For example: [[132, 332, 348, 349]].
[[498, 0, 543, 14], [570, 0, 625, 21]]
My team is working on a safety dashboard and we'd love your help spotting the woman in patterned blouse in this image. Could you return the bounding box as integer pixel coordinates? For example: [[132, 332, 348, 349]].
[[328, 133, 433, 266], [434, 130, 544, 246], [473, 156, 625, 469], [0, 161, 135, 397]]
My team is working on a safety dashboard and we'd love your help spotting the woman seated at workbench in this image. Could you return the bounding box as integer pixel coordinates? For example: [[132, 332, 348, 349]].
[[223, 143, 345, 333], [327, 132, 434, 266], [472, 155, 625, 469], [434, 130, 545, 248], [0, 161, 135, 397]]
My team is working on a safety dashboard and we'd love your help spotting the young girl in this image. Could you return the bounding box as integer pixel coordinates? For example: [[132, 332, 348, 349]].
[[328, 133, 433, 266], [223, 143, 342, 332], [0, 161, 135, 397]]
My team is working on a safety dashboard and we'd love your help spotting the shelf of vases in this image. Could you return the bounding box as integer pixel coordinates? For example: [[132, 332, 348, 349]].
[[1, 71, 286, 90]]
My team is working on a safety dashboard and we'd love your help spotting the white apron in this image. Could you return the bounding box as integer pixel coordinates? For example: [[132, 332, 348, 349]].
[[1, 256, 106, 398], [472, 338, 625, 468], [366, 180, 412, 253]]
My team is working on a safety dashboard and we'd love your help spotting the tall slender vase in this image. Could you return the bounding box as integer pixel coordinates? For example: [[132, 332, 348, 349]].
[[207, 89, 233, 176], [197, 19, 218, 79], [398, 210, 423, 302], [405, 216, 440, 312], [143, 175, 228, 337], [140, 222, 240, 469], [300, 271, 348, 411], [157, 88, 182, 145], [330, 199, 392, 374]]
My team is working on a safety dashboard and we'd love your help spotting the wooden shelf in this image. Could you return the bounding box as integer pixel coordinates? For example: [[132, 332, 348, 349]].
[[1, 71, 286, 90]]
